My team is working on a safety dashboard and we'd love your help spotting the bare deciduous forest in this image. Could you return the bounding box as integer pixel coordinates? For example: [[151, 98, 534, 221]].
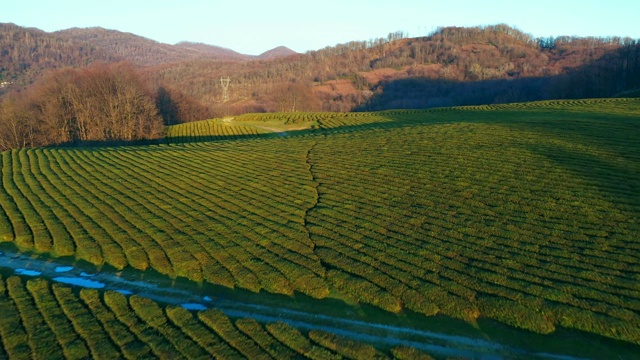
[[1, 23, 639, 150]]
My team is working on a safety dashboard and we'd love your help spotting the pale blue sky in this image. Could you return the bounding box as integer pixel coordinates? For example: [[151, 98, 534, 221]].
[[3, 0, 639, 55]]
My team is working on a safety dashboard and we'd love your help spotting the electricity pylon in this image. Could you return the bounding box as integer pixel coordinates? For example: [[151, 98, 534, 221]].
[[220, 76, 231, 102]]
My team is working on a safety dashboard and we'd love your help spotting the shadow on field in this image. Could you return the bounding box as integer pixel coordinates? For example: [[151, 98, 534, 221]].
[[44, 137, 168, 149], [356, 76, 558, 111], [43, 131, 294, 149], [534, 146, 640, 210], [161, 121, 417, 145], [510, 111, 640, 206]]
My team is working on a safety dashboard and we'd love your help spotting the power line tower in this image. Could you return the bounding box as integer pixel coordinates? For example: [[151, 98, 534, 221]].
[[220, 76, 231, 102]]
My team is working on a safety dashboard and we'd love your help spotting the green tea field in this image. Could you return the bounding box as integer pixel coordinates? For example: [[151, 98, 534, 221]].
[[0, 98, 639, 358]]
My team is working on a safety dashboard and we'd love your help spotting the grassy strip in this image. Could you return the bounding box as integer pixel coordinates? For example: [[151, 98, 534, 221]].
[[6, 276, 63, 359], [235, 318, 300, 359], [79, 289, 153, 359], [52, 283, 120, 359], [198, 308, 271, 360], [26, 278, 91, 359], [265, 322, 341, 360], [0, 276, 31, 359], [309, 330, 389, 360]]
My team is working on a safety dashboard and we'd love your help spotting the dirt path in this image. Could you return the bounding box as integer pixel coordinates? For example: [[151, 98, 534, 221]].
[[251, 125, 289, 136]]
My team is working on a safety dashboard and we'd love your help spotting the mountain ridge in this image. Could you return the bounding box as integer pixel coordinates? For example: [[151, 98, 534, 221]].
[[258, 45, 299, 59], [52, 25, 298, 64], [0, 22, 298, 84], [1, 22, 639, 119]]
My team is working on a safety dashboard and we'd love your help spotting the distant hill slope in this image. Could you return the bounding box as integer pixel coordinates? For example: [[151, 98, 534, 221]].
[[153, 25, 640, 114], [0, 23, 297, 88], [1, 23, 638, 115], [54, 28, 298, 65], [54, 27, 217, 65], [174, 41, 250, 61], [258, 45, 298, 59], [0, 23, 115, 86]]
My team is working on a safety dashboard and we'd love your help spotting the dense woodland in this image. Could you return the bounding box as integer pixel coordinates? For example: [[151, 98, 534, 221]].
[[1, 23, 640, 149], [0, 63, 163, 150]]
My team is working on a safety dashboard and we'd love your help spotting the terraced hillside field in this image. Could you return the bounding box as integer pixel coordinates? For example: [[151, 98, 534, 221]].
[[0, 99, 639, 355]]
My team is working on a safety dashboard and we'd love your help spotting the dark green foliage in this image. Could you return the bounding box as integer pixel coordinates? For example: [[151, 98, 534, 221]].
[[309, 330, 388, 360], [166, 306, 244, 359], [28, 279, 91, 359], [52, 283, 120, 359], [7, 276, 64, 359], [0, 276, 31, 359], [129, 296, 210, 358], [235, 318, 301, 359], [80, 289, 152, 359], [266, 322, 341, 360], [478, 296, 555, 334], [391, 345, 435, 360], [198, 309, 271, 360]]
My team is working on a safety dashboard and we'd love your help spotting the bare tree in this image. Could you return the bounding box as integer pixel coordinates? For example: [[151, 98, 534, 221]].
[[0, 93, 37, 150], [273, 81, 319, 112], [0, 62, 164, 149]]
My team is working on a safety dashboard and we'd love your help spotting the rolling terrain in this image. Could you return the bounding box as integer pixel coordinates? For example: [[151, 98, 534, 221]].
[[0, 98, 638, 358]]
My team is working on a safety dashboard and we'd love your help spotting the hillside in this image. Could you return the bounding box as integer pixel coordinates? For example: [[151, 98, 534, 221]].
[[258, 45, 298, 59], [54, 28, 297, 64], [174, 41, 250, 61], [0, 23, 115, 87], [1, 23, 639, 118], [54, 27, 251, 65], [0, 99, 638, 359], [151, 25, 640, 114], [0, 23, 298, 89]]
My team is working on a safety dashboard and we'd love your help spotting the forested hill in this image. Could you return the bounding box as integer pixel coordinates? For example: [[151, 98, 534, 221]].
[[1, 23, 639, 118], [150, 25, 640, 114], [0, 23, 116, 87], [0, 23, 297, 86], [54, 28, 252, 64]]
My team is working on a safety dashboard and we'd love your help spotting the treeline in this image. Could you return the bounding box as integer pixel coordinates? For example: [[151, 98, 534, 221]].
[[0, 22, 294, 93], [0, 62, 209, 150], [150, 32, 413, 114]]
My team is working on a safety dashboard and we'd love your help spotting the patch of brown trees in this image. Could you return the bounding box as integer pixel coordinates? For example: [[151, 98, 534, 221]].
[[0, 62, 164, 150]]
